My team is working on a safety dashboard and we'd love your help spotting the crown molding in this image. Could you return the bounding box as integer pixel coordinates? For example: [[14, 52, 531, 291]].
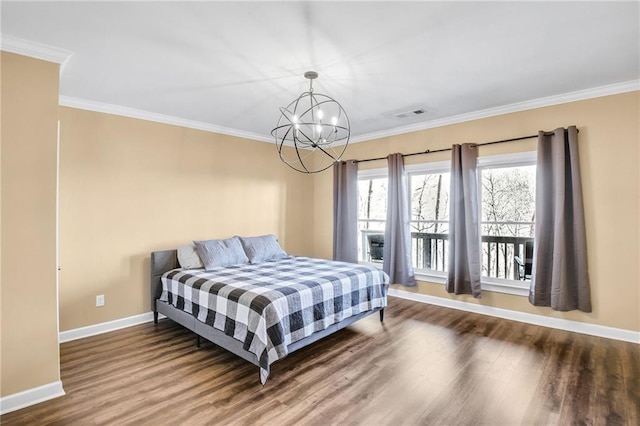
[[59, 79, 638, 146], [350, 79, 640, 143], [0, 35, 72, 70], [59, 96, 273, 144]]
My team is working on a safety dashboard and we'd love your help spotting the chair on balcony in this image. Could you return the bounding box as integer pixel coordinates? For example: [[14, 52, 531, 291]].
[[514, 241, 533, 280], [367, 234, 384, 262]]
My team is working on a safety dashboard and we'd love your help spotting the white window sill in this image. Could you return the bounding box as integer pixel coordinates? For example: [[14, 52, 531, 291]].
[[479, 277, 530, 297], [414, 270, 446, 284], [414, 270, 529, 297], [368, 266, 529, 297]]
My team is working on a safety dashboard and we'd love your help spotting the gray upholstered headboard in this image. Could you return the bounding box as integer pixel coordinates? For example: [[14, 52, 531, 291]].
[[150, 249, 178, 311]]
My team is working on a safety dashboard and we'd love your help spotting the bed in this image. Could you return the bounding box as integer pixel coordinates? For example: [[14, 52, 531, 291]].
[[150, 248, 389, 383]]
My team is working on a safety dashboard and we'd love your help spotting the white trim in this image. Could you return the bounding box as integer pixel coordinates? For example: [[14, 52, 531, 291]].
[[415, 271, 446, 285], [480, 279, 530, 297], [388, 288, 640, 344], [59, 312, 165, 343], [0, 35, 72, 71], [350, 80, 640, 144], [356, 167, 387, 180], [405, 160, 450, 175], [361, 261, 529, 297], [58, 96, 273, 144], [0, 381, 65, 415], [413, 272, 530, 297], [477, 151, 536, 168]]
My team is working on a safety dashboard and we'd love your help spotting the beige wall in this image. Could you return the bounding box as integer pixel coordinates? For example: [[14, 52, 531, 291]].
[[1, 52, 60, 396], [314, 91, 640, 332], [58, 107, 314, 331]]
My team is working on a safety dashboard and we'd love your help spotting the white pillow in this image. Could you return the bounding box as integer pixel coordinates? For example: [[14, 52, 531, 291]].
[[177, 243, 204, 269], [193, 237, 249, 269], [239, 234, 287, 264]]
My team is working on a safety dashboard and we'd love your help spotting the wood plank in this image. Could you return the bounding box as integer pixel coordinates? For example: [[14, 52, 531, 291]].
[[1, 297, 638, 425]]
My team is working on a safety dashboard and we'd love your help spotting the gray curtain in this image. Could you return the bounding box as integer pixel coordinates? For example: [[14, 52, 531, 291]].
[[446, 144, 482, 298], [530, 126, 591, 312], [333, 160, 358, 263], [383, 154, 416, 286]]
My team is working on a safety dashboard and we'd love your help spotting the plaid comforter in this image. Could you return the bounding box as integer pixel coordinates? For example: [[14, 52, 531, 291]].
[[160, 256, 389, 383]]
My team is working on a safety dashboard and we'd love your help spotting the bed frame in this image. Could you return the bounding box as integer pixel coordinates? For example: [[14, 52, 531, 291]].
[[150, 249, 384, 375]]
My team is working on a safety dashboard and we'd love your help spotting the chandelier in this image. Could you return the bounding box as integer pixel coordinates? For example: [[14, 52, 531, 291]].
[[271, 71, 350, 173]]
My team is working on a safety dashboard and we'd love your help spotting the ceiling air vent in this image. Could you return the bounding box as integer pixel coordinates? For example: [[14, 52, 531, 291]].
[[393, 108, 427, 119]]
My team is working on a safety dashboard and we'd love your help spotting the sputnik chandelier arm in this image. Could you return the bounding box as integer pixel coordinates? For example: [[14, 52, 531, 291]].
[[271, 71, 350, 173]]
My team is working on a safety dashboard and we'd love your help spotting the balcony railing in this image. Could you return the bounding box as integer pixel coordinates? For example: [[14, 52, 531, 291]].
[[360, 230, 534, 281]]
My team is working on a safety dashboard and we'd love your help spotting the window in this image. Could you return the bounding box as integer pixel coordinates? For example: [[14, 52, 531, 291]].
[[357, 169, 387, 262], [478, 152, 536, 283], [408, 168, 450, 274], [355, 152, 535, 295]]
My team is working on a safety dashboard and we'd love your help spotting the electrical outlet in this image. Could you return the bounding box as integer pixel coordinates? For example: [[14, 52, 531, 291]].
[[96, 294, 105, 307]]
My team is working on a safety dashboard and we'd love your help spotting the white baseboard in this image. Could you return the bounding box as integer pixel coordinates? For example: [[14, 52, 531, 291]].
[[59, 312, 164, 343], [0, 381, 65, 415], [60, 295, 638, 346], [2, 313, 166, 415], [388, 289, 640, 344]]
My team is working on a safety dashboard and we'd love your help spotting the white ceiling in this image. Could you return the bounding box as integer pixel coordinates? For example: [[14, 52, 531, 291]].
[[2, 1, 639, 142]]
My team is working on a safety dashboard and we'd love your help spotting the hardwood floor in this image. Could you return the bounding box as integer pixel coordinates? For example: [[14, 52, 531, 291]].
[[3, 297, 638, 425]]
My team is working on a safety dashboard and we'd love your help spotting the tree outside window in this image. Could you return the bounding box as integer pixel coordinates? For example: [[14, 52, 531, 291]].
[[480, 165, 535, 280], [409, 173, 450, 271]]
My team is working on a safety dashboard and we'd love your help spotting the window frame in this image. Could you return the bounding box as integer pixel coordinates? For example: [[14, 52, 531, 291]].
[[405, 160, 451, 283], [357, 167, 388, 267], [477, 151, 536, 296], [355, 151, 536, 297]]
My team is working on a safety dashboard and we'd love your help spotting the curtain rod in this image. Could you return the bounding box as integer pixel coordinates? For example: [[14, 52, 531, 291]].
[[352, 128, 577, 164]]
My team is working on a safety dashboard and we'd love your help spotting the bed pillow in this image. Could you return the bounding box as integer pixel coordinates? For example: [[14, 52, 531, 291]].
[[176, 243, 204, 269], [239, 234, 287, 264], [193, 237, 249, 269]]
